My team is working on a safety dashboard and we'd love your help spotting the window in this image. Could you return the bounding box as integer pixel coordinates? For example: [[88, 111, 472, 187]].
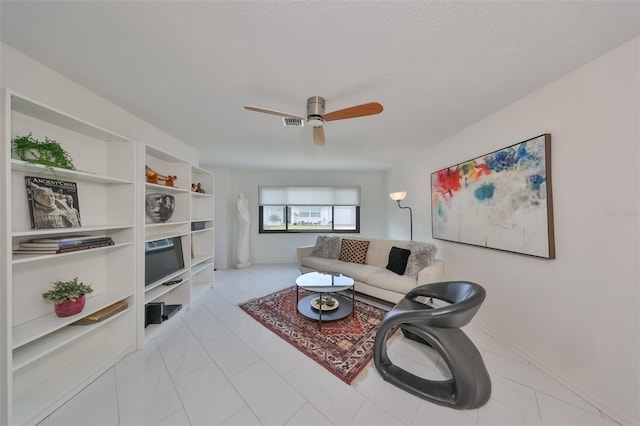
[[259, 186, 360, 233]]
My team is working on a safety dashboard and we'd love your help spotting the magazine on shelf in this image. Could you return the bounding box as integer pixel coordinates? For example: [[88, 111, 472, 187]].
[[14, 240, 115, 255], [20, 236, 112, 249], [25, 176, 81, 229]]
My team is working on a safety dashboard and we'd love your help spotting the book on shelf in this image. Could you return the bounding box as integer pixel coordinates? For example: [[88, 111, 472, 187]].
[[29, 234, 107, 243], [14, 240, 115, 255], [25, 176, 82, 229], [73, 300, 129, 325], [20, 235, 112, 249]]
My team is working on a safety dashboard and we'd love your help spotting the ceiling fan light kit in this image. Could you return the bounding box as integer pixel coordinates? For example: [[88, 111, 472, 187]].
[[244, 95, 383, 146], [307, 116, 324, 127]]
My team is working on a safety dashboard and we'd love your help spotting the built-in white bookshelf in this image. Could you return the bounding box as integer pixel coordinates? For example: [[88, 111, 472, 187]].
[[1, 89, 215, 424], [1, 89, 137, 425], [140, 147, 214, 344], [190, 166, 214, 302]]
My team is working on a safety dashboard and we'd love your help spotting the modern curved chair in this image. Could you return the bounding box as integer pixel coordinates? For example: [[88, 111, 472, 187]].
[[373, 281, 491, 409]]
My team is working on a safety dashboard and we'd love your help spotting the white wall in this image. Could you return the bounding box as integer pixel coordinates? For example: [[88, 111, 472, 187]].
[[0, 43, 199, 163], [219, 169, 388, 267], [387, 37, 639, 425]]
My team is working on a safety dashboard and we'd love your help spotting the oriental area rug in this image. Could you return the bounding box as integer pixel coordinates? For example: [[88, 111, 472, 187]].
[[239, 286, 393, 385]]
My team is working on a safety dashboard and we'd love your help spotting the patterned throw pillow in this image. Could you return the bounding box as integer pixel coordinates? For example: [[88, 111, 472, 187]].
[[404, 242, 438, 278], [311, 235, 341, 259], [338, 239, 370, 264]]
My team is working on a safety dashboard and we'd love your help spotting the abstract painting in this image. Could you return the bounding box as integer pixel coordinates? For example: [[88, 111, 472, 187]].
[[431, 134, 555, 259]]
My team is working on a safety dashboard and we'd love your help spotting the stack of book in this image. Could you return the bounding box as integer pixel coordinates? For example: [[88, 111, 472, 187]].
[[14, 235, 115, 255]]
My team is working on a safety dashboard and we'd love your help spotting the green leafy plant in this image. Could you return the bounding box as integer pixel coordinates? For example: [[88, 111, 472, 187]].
[[12, 133, 76, 170], [42, 277, 93, 304]]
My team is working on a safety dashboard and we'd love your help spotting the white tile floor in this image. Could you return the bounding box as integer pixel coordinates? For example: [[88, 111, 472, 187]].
[[38, 264, 618, 426]]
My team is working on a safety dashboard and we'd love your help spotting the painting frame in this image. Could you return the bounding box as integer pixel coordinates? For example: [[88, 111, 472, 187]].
[[431, 134, 555, 259]]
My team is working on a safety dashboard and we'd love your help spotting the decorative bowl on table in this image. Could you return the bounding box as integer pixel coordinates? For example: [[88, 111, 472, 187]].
[[145, 193, 175, 223], [311, 295, 340, 311]]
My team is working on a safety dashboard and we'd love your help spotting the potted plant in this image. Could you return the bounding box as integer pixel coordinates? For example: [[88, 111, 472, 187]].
[[42, 277, 93, 317], [12, 133, 76, 170]]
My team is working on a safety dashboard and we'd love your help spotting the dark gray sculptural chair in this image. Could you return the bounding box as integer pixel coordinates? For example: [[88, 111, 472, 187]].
[[374, 281, 491, 409]]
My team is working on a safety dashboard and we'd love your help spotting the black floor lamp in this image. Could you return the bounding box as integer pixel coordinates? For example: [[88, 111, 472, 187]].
[[389, 191, 413, 241]]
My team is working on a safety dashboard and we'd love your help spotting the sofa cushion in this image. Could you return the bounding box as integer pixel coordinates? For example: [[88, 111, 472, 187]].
[[301, 256, 378, 283], [386, 246, 411, 275], [301, 256, 343, 272], [365, 238, 409, 267], [367, 269, 419, 294], [331, 262, 380, 284], [311, 235, 341, 259], [339, 239, 370, 264], [404, 241, 438, 278]]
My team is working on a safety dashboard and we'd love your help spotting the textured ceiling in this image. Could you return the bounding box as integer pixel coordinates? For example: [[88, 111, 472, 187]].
[[1, 1, 638, 171]]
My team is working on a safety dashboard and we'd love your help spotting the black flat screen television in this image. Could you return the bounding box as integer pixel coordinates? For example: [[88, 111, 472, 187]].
[[145, 237, 185, 286]]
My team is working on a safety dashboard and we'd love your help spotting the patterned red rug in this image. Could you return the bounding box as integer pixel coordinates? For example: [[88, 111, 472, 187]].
[[239, 286, 392, 384]]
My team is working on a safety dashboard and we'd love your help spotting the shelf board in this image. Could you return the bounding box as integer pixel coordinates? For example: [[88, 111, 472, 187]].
[[145, 182, 189, 193], [12, 224, 134, 238], [145, 278, 190, 304], [12, 242, 133, 264], [12, 307, 130, 371], [191, 192, 213, 198], [144, 268, 189, 293], [191, 256, 213, 272], [11, 159, 133, 184], [144, 220, 190, 230], [146, 145, 188, 163], [145, 225, 190, 242], [190, 165, 211, 174], [12, 289, 133, 349], [11, 92, 133, 143], [191, 227, 213, 234]]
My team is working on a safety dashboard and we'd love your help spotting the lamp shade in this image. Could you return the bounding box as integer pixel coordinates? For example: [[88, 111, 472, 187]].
[[389, 191, 407, 201]]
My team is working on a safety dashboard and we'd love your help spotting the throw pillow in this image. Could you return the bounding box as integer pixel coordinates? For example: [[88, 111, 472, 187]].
[[386, 246, 411, 275], [338, 239, 370, 264], [404, 241, 438, 279], [311, 235, 341, 259]]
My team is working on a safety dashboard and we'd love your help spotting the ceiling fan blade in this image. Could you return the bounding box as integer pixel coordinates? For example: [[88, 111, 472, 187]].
[[313, 126, 326, 146], [322, 102, 383, 121], [244, 105, 305, 120]]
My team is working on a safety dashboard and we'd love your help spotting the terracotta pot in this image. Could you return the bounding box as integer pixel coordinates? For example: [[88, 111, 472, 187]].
[[54, 295, 86, 317]]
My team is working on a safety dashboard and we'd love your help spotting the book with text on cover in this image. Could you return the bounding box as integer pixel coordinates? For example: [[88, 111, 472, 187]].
[[25, 176, 81, 229]]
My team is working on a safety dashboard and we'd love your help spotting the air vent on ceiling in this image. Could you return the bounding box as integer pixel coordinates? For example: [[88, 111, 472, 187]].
[[282, 117, 304, 127]]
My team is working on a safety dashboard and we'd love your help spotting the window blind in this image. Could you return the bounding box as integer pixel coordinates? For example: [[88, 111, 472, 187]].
[[259, 186, 360, 205]]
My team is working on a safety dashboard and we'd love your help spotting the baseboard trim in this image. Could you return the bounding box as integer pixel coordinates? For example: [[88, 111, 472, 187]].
[[474, 321, 636, 426]]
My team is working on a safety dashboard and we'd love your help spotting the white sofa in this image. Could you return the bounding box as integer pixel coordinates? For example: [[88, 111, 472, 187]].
[[297, 237, 444, 304]]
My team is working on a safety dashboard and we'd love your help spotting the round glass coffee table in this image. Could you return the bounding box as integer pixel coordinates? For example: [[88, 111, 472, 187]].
[[295, 271, 355, 330]]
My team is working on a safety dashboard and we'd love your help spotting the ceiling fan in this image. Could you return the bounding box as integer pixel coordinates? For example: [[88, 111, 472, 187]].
[[244, 96, 383, 146]]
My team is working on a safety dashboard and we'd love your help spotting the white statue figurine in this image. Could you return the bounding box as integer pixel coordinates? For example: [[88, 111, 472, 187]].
[[235, 193, 251, 268]]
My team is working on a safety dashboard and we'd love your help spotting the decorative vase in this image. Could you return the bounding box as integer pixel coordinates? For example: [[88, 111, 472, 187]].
[[54, 295, 86, 317], [145, 193, 176, 223]]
